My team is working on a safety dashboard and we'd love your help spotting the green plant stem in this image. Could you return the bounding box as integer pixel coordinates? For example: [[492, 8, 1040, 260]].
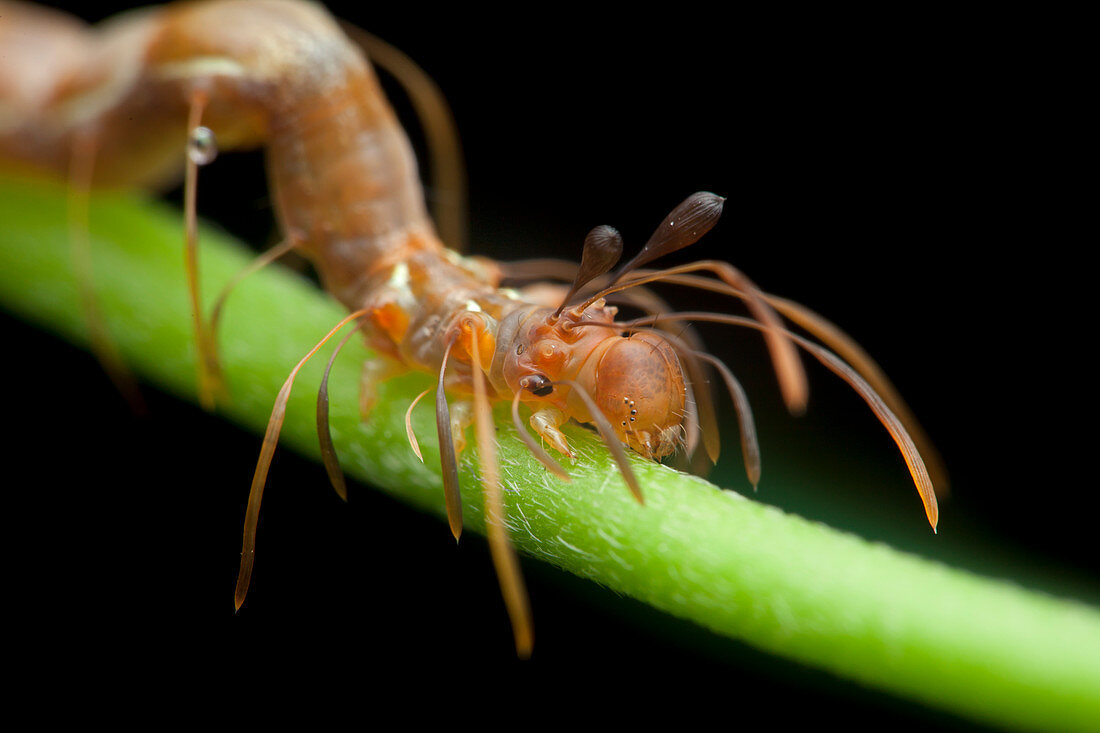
[[1, 173, 1098, 731]]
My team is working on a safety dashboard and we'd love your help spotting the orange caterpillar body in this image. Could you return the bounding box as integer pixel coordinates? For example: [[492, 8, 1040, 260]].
[[0, 0, 941, 656]]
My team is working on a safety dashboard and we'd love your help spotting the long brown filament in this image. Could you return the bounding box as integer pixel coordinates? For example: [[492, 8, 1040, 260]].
[[500, 260, 715, 463], [767, 293, 950, 497], [580, 260, 809, 415], [405, 389, 431, 462], [497, 258, 581, 282], [642, 330, 721, 464], [497, 256, 710, 358], [234, 308, 368, 611], [434, 336, 464, 541], [501, 255, 943, 500], [609, 192, 726, 285], [657, 330, 721, 466], [470, 324, 534, 658], [619, 312, 938, 529], [552, 225, 623, 318], [67, 129, 145, 414], [184, 90, 218, 410], [554, 379, 644, 504], [692, 351, 761, 490], [510, 392, 572, 481], [624, 269, 949, 496], [680, 380, 703, 468], [317, 325, 362, 501], [344, 25, 467, 252], [207, 238, 297, 379]]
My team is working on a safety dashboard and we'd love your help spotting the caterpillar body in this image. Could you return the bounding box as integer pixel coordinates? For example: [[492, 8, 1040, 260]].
[[0, 0, 942, 656]]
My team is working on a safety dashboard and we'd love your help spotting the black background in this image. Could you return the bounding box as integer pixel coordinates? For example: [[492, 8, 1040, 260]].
[[2, 1, 1090, 728]]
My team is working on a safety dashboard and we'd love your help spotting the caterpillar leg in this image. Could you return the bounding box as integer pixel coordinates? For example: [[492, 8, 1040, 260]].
[[529, 405, 574, 460], [510, 392, 571, 481], [359, 356, 406, 420], [447, 399, 475, 455]]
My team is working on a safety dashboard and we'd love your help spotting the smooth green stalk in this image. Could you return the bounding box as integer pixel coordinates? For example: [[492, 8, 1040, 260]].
[[1, 173, 1098, 731]]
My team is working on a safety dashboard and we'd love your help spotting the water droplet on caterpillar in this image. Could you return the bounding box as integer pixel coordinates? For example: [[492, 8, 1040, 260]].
[[187, 126, 218, 166]]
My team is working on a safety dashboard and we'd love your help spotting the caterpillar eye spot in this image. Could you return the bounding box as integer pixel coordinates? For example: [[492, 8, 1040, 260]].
[[522, 374, 554, 397]]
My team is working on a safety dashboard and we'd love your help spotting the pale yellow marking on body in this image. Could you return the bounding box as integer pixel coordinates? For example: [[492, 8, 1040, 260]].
[[387, 261, 410, 289], [153, 57, 248, 81]]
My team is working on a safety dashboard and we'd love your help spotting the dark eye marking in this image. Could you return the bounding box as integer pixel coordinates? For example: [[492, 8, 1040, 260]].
[[521, 374, 554, 397]]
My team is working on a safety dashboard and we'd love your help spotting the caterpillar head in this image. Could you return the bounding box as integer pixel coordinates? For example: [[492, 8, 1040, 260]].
[[573, 331, 687, 459], [499, 306, 687, 460]]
